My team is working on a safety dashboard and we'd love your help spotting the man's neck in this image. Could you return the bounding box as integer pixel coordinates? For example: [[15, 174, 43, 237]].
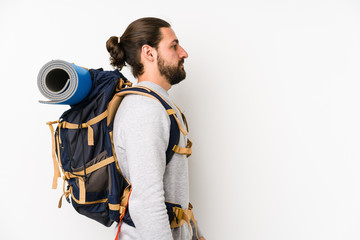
[[138, 72, 171, 91]]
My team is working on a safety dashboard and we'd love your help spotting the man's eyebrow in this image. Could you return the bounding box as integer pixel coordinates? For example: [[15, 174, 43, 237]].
[[171, 39, 179, 44]]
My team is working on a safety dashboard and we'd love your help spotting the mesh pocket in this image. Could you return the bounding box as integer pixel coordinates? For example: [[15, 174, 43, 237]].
[[72, 151, 111, 193]]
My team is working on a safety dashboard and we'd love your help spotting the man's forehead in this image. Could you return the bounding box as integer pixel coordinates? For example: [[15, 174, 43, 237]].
[[160, 27, 178, 44]]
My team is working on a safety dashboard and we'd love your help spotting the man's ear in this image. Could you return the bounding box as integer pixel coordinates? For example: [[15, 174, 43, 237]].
[[141, 45, 156, 62]]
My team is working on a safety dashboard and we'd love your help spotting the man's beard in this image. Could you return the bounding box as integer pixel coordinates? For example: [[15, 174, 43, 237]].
[[157, 55, 186, 86]]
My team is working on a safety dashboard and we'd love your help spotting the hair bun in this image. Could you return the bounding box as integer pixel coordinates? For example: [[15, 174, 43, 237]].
[[106, 36, 126, 70]]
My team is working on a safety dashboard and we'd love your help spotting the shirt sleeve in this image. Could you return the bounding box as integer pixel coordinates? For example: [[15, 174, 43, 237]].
[[120, 95, 173, 240]]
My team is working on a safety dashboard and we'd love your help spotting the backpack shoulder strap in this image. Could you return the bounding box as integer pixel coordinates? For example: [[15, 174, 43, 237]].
[[116, 86, 190, 164]]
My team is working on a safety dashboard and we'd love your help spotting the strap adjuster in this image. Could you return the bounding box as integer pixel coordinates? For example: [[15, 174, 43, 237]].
[[172, 207, 184, 223]]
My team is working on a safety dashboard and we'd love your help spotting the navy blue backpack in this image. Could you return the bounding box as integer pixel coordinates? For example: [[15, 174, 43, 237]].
[[46, 68, 193, 232]]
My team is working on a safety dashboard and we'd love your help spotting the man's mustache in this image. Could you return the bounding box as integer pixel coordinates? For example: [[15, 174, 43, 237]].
[[178, 59, 185, 66]]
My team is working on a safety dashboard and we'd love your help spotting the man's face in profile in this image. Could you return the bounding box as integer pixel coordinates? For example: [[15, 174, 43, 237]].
[[156, 27, 189, 85]]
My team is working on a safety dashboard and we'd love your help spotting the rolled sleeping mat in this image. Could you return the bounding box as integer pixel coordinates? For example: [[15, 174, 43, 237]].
[[37, 60, 92, 105]]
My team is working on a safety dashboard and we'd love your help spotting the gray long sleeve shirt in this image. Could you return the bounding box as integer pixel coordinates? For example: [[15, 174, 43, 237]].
[[113, 81, 199, 240]]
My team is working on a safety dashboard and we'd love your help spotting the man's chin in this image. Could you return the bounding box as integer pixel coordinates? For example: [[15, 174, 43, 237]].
[[169, 75, 186, 86]]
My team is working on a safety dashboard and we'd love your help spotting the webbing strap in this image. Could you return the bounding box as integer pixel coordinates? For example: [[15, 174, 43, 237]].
[[166, 109, 187, 136], [60, 156, 115, 205], [109, 131, 122, 173], [116, 90, 158, 102], [69, 186, 108, 205], [69, 156, 115, 177], [166, 109, 176, 115], [78, 177, 86, 204], [170, 203, 200, 239], [118, 78, 132, 89], [61, 110, 108, 146], [108, 203, 125, 212], [174, 114, 188, 136], [58, 176, 70, 208], [173, 105, 189, 134], [172, 145, 192, 156], [115, 187, 133, 240], [188, 203, 200, 240], [120, 186, 132, 207], [172, 139, 192, 157], [46, 121, 61, 189], [109, 185, 131, 222]]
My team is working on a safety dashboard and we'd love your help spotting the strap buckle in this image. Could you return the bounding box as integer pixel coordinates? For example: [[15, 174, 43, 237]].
[[172, 206, 184, 223]]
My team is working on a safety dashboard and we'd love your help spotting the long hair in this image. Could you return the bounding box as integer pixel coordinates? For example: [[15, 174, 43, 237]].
[[106, 17, 171, 78]]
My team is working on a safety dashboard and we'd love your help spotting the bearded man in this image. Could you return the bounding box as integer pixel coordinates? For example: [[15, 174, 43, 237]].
[[106, 17, 205, 240]]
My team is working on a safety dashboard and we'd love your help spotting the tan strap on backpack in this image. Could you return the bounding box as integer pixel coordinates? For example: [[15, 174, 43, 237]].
[[46, 121, 62, 189], [171, 203, 200, 239], [172, 139, 192, 157], [61, 110, 108, 146]]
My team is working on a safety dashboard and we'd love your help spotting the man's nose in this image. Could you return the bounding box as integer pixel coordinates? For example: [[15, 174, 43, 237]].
[[179, 45, 189, 59]]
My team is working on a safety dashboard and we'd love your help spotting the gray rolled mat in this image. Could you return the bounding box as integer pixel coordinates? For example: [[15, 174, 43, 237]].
[[37, 60, 92, 105]]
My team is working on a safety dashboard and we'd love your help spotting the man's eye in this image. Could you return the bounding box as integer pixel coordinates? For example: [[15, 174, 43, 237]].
[[172, 45, 178, 49]]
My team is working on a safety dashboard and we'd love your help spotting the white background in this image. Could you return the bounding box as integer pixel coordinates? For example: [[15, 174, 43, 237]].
[[1, 0, 360, 239]]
